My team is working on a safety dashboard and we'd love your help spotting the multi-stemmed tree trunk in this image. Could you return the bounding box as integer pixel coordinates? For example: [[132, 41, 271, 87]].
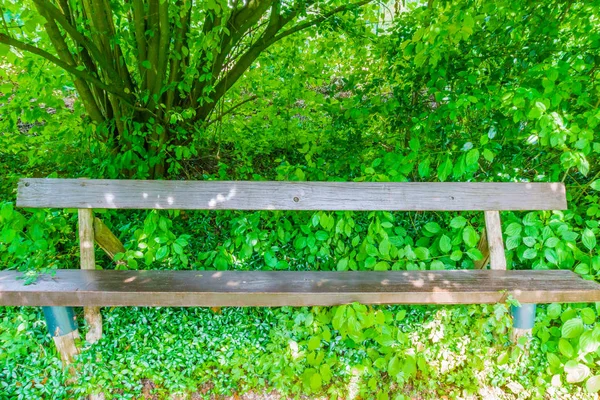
[[0, 0, 373, 177]]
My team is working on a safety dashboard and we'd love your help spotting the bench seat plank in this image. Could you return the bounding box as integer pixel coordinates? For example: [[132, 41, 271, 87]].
[[17, 179, 567, 211], [1, 270, 598, 307]]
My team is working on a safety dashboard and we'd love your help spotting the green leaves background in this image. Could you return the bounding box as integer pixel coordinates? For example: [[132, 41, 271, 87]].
[[1, 0, 600, 397]]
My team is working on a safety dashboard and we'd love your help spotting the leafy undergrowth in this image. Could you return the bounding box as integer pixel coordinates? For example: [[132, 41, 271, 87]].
[[1, 0, 600, 398], [1, 303, 598, 399]]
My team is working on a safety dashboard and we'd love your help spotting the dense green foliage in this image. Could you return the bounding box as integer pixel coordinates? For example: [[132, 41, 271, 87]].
[[1, 0, 600, 398], [0, 0, 375, 177]]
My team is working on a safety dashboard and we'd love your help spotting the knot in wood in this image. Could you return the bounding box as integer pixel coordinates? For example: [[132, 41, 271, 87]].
[[293, 196, 300, 202]]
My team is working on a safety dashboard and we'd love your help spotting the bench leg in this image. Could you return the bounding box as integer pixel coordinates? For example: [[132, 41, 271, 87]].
[[510, 304, 536, 342], [43, 306, 80, 364]]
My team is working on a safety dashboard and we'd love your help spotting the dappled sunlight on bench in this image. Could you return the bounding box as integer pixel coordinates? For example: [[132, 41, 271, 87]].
[[2, 269, 594, 307], [17, 179, 568, 211]]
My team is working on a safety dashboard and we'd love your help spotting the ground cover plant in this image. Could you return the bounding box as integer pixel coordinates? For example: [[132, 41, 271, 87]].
[[1, 0, 600, 398]]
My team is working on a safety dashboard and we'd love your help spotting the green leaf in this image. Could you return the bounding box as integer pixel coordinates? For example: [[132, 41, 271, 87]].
[[374, 261, 390, 271], [497, 351, 509, 365], [424, 221, 441, 234], [315, 230, 329, 241], [364, 256, 377, 269], [562, 318, 584, 339], [379, 239, 390, 257], [482, 148, 494, 162], [439, 234, 452, 253], [580, 308, 596, 325], [465, 148, 479, 166], [590, 180, 600, 191], [586, 375, 600, 393], [172, 242, 183, 255], [450, 216, 467, 229], [418, 158, 431, 178], [558, 338, 574, 358], [310, 372, 322, 391], [506, 236, 520, 250], [332, 306, 346, 331], [430, 260, 445, 270], [388, 355, 401, 377], [366, 244, 378, 257], [462, 226, 479, 247], [264, 251, 277, 267], [141, 60, 152, 69], [0, 202, 13, 220], [414, 247, 430, 260], [582, 229, 596, 251], [574, 263, 589, 275], [308, 336, 320, 351], [522, 248, 538, 260], [505, 223, 522, 237], [564, 360, 590, 384], [450, 250, 463, 261], [547, 352, 561, 368], [337, 258, 349, 271], [523, 236, 536, 247], [403, 355, 417, 377], [156, 246, 169, 260], [579, 331, 598, 354], [547, 303, 561, 319], [544, 248, 558, 265], [528, 101, 546, 119], [320, 364, 332, 383], [466, 248, 483, 260], [437, 157, 453, 182]]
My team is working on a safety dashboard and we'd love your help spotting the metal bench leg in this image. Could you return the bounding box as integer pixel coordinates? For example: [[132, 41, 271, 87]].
[[510, 304, 536, 342], [43, 306, 79, 364]]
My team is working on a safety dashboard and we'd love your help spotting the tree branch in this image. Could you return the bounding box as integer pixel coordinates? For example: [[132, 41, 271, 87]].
[[273, 0, 374, 43], [191, 1, 272, 105], [206, 94, 258, 126], [32, 0, 124, 88], [195, 0, 375, 120], [0, 34, 134, 104], [132, 0, 147, 77]]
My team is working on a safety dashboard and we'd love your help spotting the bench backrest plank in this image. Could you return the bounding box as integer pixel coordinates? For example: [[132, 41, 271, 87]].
[[17, 179, 567, 211]]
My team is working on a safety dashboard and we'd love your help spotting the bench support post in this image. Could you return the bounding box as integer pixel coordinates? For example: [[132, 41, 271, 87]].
[[510, 304, 536, 342], [477, 211, 534, 341], [79, 209, 103, 343], [475, 211, 507, 270], [43, 306, 79, 364]]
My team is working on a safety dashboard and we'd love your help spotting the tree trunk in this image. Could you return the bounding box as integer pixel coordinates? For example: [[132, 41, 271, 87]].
[[1, 0, 375, 178]]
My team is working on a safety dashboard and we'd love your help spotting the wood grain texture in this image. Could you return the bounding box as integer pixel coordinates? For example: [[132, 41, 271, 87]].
[[16, 179, 568, 211], [78, 209, 95, 270], [1, 270, 598, 307], [484, 211, 507, 270], [52, 330, 79, 365], [78, 209, 102, 343]]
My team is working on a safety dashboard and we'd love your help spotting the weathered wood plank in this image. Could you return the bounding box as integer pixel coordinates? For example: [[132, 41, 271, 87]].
[[78, 209, 95, 270], [484, 211, 507, 270], [78, 209, 102, 344], [1, 270, 598, 306], [16, 179, 568, 211]]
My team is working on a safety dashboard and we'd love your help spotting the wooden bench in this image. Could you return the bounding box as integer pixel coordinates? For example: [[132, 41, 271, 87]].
[[2, 179, 599, 362]]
